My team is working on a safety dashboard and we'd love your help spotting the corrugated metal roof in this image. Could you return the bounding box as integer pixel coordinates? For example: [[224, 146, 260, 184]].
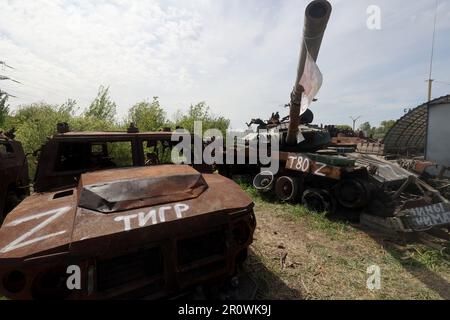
[[383, 95, 450, 154]]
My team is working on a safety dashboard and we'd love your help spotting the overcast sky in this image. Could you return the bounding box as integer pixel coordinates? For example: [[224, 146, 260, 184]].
[[0, 0, 449, 129]]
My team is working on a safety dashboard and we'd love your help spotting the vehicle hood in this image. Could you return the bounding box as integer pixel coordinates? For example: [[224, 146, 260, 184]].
[[0, 165, 253, 260], [78, 165, 208, 213]]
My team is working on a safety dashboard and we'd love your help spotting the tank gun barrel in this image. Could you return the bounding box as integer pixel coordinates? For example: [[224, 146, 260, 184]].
[[286, 0, 332, 145]]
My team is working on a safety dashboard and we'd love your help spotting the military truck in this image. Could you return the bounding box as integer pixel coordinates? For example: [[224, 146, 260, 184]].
[[0, 130, 29, 223], [0, 124, 255, 300]]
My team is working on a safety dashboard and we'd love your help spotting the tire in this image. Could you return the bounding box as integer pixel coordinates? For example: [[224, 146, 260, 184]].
[[274, 176, 300, 202], [334, 179, 371, 209], [302, 188, 336, 213]]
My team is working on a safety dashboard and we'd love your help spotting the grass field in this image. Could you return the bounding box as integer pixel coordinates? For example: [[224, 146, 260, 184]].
[[240, 182, 450, 300]]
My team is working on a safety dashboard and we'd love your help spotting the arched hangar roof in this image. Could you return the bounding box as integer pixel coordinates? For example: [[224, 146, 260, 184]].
[[383, 95, 450, 154]]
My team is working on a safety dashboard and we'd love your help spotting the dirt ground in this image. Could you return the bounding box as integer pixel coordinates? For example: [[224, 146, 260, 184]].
[[243, 195, 450, 300]]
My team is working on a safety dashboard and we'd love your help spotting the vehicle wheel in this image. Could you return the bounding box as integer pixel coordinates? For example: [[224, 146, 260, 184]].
[[275, 176, 300, 201], [302, 188, 336, 213], [334, 179, 371, 209], [253, 172, 275, 193]]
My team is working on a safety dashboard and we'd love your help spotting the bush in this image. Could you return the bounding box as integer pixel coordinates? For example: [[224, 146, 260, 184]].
[[128, 97, 168, 131], [174, 102, 230, 135], [1, 87, 230, 180]]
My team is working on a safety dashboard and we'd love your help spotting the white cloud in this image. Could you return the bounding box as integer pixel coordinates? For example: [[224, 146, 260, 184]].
[[0, 0, 449, 129]]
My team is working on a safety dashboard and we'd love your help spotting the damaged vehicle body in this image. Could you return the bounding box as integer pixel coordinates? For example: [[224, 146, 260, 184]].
[[0, 126, 256, 300], [0, 130, 29, 222]]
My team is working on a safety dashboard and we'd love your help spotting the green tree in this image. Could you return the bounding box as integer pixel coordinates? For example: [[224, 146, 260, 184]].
[[85, 85, 117, 122], [379, 120, 396, 133], [359, 122, 371, 133], [0, 90, 9, 129], [6, 99, 121, 177], [10, 102, 73, 152], [128, 97, 167, 131], [372, 120, 395, 139], [359, 120, 395, 140], [7, 102, 74, 176], [174, 102, 230, 135], [335, 125, 352, 131]]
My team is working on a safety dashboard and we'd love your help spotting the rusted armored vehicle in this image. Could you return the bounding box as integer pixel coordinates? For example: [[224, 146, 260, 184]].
[[219, 0, 349, 211], [0, 125, 255, 299], [0, 130, 29, 222], [218, 0, 450, 233]]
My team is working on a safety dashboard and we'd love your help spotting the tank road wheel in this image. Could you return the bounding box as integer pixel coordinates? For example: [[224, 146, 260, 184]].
[[275, 176, 300, 202], [334, 179, 371, 209], [253, 171, 275, 193], [319, 189, 336, 213], [302, 189, 336, 213]]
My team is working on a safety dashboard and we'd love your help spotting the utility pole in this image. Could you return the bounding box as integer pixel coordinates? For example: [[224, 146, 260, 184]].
[[0, 75, 21, 84], [0, 61, 14, 69], [0, 60, 19, 101], [427, 79, 434, 102], [349, 115, 362, 131], [427, 0, 439, 102]]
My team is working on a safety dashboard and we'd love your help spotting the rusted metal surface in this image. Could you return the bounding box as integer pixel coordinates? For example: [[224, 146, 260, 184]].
[[330, 136, 364, 147], [327, 127, 385, 156], [0, 165, 255, 299], [356, 142, 384, 155], [0, 132, 29, 221], [397, 158, 436, 175], [78, 166, 208, 213], [285, 152, 345, 180], [347, 153, 414, 186], [0, 127, 255, 300]]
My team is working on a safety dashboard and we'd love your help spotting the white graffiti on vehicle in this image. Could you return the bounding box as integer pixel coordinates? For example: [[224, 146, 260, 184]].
[[0, 206, 71, 253], [114, 203, 189, 231]]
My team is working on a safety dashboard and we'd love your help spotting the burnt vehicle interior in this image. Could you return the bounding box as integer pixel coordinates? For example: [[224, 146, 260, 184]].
[[0, 141, 14, 155], [55, 140, 176, 171], [55, 139, 178, 172], [34, 130, 197, 193], [55, 141, 133, 171]]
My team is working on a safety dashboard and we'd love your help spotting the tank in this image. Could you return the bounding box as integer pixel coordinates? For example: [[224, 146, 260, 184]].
[[220, 0, 450, 235], [243, 0, 332, 152], [0, 125, 256, 300]]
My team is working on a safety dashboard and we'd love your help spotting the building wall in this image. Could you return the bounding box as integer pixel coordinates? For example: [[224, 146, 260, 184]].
[[426, 102, 450, 176]]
